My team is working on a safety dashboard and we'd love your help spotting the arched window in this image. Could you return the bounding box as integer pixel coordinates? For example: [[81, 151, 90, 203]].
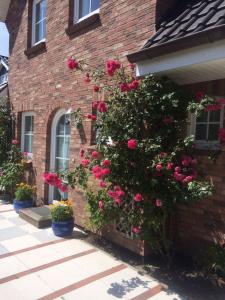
[[49, 110, 71, 202]]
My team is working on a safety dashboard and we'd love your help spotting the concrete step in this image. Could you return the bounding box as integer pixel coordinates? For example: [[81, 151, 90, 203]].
[[19, 206, 52, 228]]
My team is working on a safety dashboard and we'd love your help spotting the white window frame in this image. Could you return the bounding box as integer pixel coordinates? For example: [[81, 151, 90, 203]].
[[21, 112, 34, 157], [74, 0, 100, 24], [32, 0, 46, 46], [190, 99, 224, 150]]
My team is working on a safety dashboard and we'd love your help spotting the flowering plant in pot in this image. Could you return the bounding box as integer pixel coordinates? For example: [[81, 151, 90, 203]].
[[13, 183, 36, 213], [50, 200, 74, 237]]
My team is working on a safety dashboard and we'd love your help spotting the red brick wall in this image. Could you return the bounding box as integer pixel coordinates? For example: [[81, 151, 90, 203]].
[[6, 0, 156, 243]]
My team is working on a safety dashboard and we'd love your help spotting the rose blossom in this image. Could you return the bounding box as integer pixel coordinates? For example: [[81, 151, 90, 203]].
[[98, 200, 104, 210], [155, 199, 162, 207], [132, 226, 141, 234], [12, 139, 18, 145], [134, 193, 143, 202], [128, 80, 139, 90], [91, 151, 99, 159], [156, 164, 163, 172], [120, 83, 129, 92], [101, 168, 110, 176], [67, 57, 78, 69], [115, 198, 122, 205], [175, 166, 181, 173], [166, 162, 174, 170], [128, 139, 137, 149], [99, 181, 106, 188], [106, 60, 121, 76], [93, 85, 100, 92], [98, 101, 108, 113], [102, 159, 110, 167], [84, 73, 91, 83], [81, 159, 90, 168]]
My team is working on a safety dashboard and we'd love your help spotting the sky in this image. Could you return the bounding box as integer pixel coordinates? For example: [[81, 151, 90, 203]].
[[0, 22, 9, 57]]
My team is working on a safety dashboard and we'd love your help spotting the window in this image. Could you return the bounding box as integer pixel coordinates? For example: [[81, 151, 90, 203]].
[[21, 113, 34, 155], [32, 0, 46, 45], [74, 0, 100, 22], [190, 108, 224, 149]]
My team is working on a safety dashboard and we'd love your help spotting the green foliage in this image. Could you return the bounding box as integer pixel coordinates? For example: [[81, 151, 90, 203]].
[[50, 201, 74, 222], [14, 183, 35, 201], [0, 97, 13, 166]]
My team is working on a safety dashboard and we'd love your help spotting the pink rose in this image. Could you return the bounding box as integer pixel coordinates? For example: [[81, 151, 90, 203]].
[[67, 57, 79, 69], [99, 181, 106, 188], [128, 80, 139, 90], [120, 83, 129, 92], [156, 164, 163, 172], [98, 101, 108, 113], [92, 101, 99, 110], [12, 139, 18, 145], [132, 226, 141, 234], [134, 193, 142, 202], [155, 199, 162, 207], [91, 151, 99, 159], [115, 198, 122, 205], [175, 166, 181, 173], [93, 85, 100, 92], [81, 159, 90, 168], [166, 162, 174, 170], [128, 139, 137, 149], [102, 159, 110, 167], [98, 200, 104, 210], [106, 60, 121, 76], [101, 168, 110, 176]]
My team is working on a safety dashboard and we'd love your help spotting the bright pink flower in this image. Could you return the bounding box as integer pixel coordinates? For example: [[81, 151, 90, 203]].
[[166, 162, 174, 170], [92, 165, 101, 173], [98, 200, 104, 210], [128, 63, 135, 70], [80, 149, 85, 158], [128, 80, 139, 90], [92, 101, 99, 110], [106, 60, 121, 76], [98, 101, 108, 113], [219, 128, 225, 145], [12, 139, 18, 145], [174, 172, 185, 182], [182, 176, 193, 184], [23, 152, 28, 156], [160, 152, 167, 158], [67, 57, 79, 69], [175, 166, 181, 173], [115, 190, 125, 198], [86, 114, 97, 121], [99, 181, 106, 188], [91, 151, 99, 159], [84, 73, 91, 83], [102, 159, 110, 167], [132, 226, 141, 234], [120, 83, 129, 92], [156, 164, 163, 172], [114, 186, 122, 192], [196, 91, 204, 102], [163, 116, 173, 125], [101, 168, 110, 176], [94, 172, 103, 179], [134, 193, 142, 202], [59, 184, 68, 193], [128, 139, 137, 149], [181, 155, 192, 167], [81, 159, 90, 168], [115, 198, 122, 205], [155, 199, 162, 207], [93, 85, 100, 92], [108, 190, 116, 199]]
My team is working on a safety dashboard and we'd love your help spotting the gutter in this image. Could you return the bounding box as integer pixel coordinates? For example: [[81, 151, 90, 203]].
[[127, 24, 225, 63]]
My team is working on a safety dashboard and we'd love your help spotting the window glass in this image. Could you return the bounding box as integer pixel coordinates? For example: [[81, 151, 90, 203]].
[[22, 114, 34, 154], [91, 0, 100, 11], [77, 0, 99, 19], [33, 0, 46, 44]]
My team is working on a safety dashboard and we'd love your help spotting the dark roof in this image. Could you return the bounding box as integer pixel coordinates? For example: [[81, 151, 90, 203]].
[[128, 0, 225, 62]]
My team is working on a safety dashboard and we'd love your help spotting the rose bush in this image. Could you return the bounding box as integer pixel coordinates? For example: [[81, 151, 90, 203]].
[[45, 57, 214, 256]]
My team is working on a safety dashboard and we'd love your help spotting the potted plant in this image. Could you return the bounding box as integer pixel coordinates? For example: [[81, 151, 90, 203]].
[[13, 183, 35, 213], [50, 200, 74, 237]]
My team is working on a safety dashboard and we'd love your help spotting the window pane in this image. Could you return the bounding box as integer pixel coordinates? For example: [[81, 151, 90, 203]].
[[208, 124, 220, 141], [91, 0, 99, 11], [56, 137, 70, 159], [55, 158, 69, 171], [209, 110, 220, 122], [195, 124, 207, 140], [25, 116, 33, 134], [24, 135, 33, 153], [79, 0, 90, 18], [35, 23, 41, 43], [53, 187, 68, 201], [40, 0, 46, 20], [56, 115, 71, 136], [36, 1, 41, 22], [197, 111, 208, 123]]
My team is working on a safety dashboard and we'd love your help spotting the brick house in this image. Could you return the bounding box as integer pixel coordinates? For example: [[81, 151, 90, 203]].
[[1, 0, 225, 255]]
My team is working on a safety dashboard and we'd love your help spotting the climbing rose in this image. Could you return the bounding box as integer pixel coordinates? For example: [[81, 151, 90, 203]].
[[115, 198, 122, 205], [181, 155, 192, 167], [155, 199, 162, 207], [86, 114, 97, 121], [92, 165, 101, 174], [166, 162, 174, 170], [93, 85, 100, 92], [174, 172, 185, 182], [102, 159, 110, 167], [101, 168, 110, 176], [219, 128, 225, 145], [99, 181, 106, 188], [106, 60, 121, 76], [98, 200, 104, 210], [84, 73, 91, 83], [91, 151, 99, 159], [98, 101, 108, 113], [134, 193, 142, 202], [115, 190, 125, 198], [128, 139, 137, 149], [182, 176, 193, 184], [23, 152, 28, 156], [120, 83, 129, 92], [156, 164, 163, 172], [92, 101, 99, 110], [132, 226, 141, 234], [196, 91, 204, 102], [81, 159, 90, 168], [67, 57, 78, 69], [175, 166, 181, 173], [128, 80, 139, 90], [80, 149, 85, 158], [12, 139, 18, 145]]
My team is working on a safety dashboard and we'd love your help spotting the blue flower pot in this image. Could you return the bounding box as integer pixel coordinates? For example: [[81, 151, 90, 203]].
[[13, 199, 33, 214], [52, 218, 74, 237]]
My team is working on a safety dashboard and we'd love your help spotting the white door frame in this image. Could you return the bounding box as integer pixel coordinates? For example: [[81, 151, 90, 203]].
[[49, 109, 68, 203]]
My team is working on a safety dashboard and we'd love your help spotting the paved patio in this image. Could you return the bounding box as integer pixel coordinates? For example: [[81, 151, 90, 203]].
[[0, 202, 181, 300]]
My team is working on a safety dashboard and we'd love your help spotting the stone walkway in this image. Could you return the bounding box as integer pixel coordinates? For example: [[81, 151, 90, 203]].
[[0, 202, 182, 300]]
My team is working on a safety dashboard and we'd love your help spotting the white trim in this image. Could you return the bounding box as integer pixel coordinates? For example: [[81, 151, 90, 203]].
[[190, 101, 224, 150], [73, 0, 99, 24], [21, 112, 34, 157], [32, 0, 46, 46], [49, 109, 71, 203], [136, 39, 225, 83]]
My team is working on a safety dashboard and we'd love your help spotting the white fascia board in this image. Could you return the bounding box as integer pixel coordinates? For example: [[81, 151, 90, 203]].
[[136, 39, 225, 77]]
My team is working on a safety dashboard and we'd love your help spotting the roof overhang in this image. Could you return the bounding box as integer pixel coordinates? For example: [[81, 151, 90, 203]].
[[128, 26, 225, 85], [0, 0, 10, 22]]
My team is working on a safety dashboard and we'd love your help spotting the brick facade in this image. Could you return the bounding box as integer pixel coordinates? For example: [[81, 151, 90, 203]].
[[6, 0, 225, 256]]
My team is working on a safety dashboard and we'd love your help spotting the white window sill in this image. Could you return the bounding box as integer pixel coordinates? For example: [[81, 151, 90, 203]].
[[32, 39, 46, 47], [74, 9, 100, 24]]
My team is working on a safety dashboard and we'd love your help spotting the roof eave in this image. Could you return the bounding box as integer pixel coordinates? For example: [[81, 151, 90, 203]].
[[127, 25, 225, 63]]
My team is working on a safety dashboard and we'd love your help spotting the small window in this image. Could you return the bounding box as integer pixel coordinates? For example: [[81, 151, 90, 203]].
[[74, 0, 100, 22], [32, 0, 46, 45], [191, 108, 224, 149], [21, 113, 34, 155]]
